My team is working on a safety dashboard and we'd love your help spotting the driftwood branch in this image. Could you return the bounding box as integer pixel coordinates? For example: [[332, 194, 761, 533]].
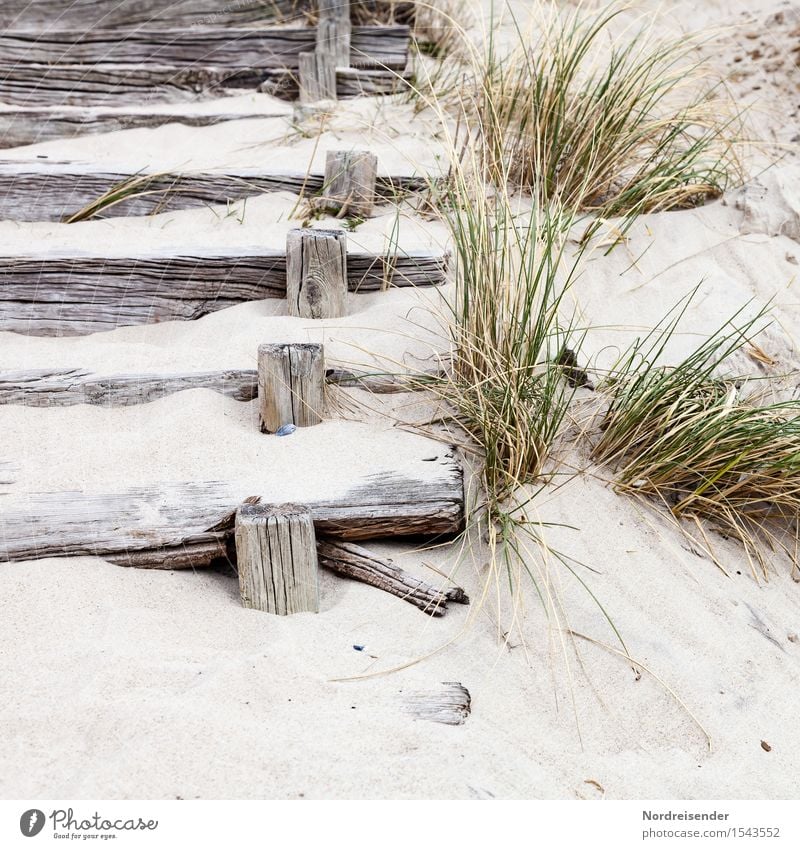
[[317, 538, 468, 616]]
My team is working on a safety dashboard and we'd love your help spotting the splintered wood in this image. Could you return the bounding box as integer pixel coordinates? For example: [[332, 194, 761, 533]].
[[286, 229, 348, 318], [258, 342, 325, 433], [235, 503, 320, 615], [403, 682, 472, 725]]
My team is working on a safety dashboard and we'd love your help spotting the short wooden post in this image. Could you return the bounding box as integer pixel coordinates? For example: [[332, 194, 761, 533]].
[[298, 51, 336, 103], [322, 150, 378, 218], [235, 503, 320, 615], [317, 0, 352, 67], [286, 228, 348, 319], [258, 342, 324, 433]]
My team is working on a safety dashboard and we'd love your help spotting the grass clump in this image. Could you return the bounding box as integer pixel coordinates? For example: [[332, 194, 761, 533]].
[[592, 301, 800, 579], [425, 1, 741, 231]]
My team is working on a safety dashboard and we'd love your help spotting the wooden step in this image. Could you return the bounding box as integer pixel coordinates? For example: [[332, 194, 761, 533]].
[[0, 108, 287, 150], [0, 246, 449, 336], [0, 451, 465, 563], [0, 162, 430, 221], [0, 0, 301, 27], [0, 26, 408, 69]]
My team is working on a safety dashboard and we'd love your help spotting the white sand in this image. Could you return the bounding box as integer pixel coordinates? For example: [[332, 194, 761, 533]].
[[1, 0, 800, 800]]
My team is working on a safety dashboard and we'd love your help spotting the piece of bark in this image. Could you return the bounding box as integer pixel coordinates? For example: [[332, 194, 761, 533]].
[[258, 343, 325, 433], [320, 150, 378, 218], [286, 229, 348, 318], [0, 246, 448, 336], [236, 503, 320, 615], [317, 538, 468, 616], [0, 453, 465, 562], [0, 162, 430, 222]]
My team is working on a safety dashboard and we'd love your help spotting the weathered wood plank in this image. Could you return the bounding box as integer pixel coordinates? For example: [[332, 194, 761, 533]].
[[236, 502, 320, 615], [0, 0, 303, 28], [0, 109, 287, 150], [0, 64, 410, 108], [298, 50, 337, 103], [0, 27, 408, 69], [0, 453, 465, 562], [403, 682, 471, 725], [258, 342, 325, 432], [317, 537, 468, 616], [0, 162, 430, 222], [0, 246, 449, 335], [0, 366, 434, 407]]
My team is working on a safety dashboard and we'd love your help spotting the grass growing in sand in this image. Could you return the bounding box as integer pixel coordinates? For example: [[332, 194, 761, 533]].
[[592, 299, 800, 580]]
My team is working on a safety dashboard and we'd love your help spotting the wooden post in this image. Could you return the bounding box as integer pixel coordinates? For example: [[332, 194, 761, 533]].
[[258, 342, 324, 433], [235, 503, 320, 615], [286, 228, 348, 319], [298, 51, 336, 103], [317, 0, 352, 67], [322, 150, 378, 218]]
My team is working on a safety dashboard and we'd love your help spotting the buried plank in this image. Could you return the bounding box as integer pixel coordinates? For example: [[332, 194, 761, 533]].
[[0, 109, 289, 150], [0, 247, 449, 336], [0, 454, 465, 562], [403, 682, 471, 725], [0, 63, 407, 108], [0, 163, 431, 222], [0, 366, 435, 407], [0, 27, 409, 69]]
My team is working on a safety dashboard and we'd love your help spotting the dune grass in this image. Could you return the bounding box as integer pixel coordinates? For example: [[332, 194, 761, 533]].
[[592, 300, 800, 578], [417, 1, 742, 234]]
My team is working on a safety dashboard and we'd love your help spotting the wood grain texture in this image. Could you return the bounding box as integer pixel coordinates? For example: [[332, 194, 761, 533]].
[[317, 537, 468, 616], [0, 366, 434, 407], [320, 150, 378, 217], [298, 50, 337, 103], [0, 452, 465, 562], [0, 64, 410, 107], [258, 342, 324, 432], [286, 229, 348, 318], [403, 682, 471, 725], [0, 162, 430, 220], [236, 502, 320, 615], [0, 246, 448, 336], [0, 0, 302, 27], [0, 26, 408, 69], [0, 109, 287, 149]]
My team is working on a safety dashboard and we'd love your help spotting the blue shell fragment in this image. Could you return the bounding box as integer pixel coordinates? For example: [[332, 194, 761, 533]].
[[275, 423, 297, 437]]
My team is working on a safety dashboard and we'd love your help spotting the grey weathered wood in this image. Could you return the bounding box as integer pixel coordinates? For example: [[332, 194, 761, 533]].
[[298, 50, 337, 103], [0, 162, 430, 220], [0, 366, 437, 407], [259, 66, 410, 101], [0, 246, 448, 336], [0, 451, 465, 561], [317, 537, 468, 616], [0, 27, 408, 69], [0, 368, 257, 407], [258, 343, 325, 433], [320, 150, 378, 218], [236, 502, 320, 615], [286, 229, 348, 318], [318, 0, 353, 67], [0, 109, 285, 150], [0, 0, 303, 27], [403, 683, 471, 725]]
